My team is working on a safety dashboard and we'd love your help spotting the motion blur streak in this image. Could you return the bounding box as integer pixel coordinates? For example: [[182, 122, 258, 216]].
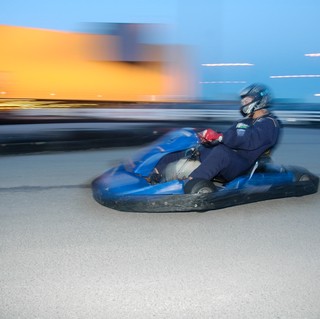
[[0, 24, 195, 102]]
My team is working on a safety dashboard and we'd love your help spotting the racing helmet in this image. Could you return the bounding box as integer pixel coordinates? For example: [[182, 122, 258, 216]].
[[240, 83, 271, 116]]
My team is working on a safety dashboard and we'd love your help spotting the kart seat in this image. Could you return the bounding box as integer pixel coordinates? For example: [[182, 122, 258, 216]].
[[248, 153, 286, 178]]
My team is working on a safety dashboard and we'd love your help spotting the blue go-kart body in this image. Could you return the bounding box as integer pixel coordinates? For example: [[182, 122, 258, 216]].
[[92, 128, 319, 212]]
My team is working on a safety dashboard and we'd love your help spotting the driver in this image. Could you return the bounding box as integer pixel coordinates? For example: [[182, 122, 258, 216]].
[[153, 83, 281, 183]]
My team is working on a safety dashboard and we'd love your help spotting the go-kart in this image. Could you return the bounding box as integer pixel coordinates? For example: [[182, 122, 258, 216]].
[[91, 128, 319, 212]]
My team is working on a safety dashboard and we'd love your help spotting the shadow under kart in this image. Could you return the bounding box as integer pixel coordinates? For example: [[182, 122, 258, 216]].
[[91, 128, 319, 212]]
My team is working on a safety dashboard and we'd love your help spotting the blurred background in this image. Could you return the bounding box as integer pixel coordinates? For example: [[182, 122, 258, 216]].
[[1, 0, 320, 153]]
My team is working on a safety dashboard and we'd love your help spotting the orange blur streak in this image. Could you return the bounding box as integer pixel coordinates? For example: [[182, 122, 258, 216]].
[[0, 25, 176, 101]]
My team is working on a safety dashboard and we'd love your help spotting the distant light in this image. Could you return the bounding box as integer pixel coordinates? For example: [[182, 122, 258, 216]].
[[200, 81, 246, 84], [50, 93, 56, 96], [305, 53, 320, 57], [0, 91, 7, 95], [314, 93, 320, 96], [201, 63, 254, 67], [97, 94, 103, 98], [270, 75, 320, 79]]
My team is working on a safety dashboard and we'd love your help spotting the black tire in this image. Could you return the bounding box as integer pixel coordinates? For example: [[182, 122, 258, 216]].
[[297, 173, 311, 182], [184, 178, 216, 194], [289, 166, 312, 182]]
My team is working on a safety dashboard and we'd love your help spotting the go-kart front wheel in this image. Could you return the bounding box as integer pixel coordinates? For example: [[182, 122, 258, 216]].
[[184, 178, 216, 194]]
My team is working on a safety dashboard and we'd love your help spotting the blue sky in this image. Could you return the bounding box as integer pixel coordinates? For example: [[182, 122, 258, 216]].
[[2, 0, 320, 102]]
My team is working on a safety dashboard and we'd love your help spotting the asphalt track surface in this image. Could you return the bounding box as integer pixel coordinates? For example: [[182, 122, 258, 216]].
[[1, 127, 320, 318]]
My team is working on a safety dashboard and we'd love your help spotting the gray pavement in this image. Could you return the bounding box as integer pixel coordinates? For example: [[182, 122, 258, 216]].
[[1, 127, 320, 318]]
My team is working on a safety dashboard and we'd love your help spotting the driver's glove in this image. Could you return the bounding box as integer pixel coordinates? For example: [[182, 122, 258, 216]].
[[198, 129, 223, 143]]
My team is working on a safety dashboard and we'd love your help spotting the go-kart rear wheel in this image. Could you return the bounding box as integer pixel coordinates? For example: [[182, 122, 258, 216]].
[[184, 178, 216, 194]]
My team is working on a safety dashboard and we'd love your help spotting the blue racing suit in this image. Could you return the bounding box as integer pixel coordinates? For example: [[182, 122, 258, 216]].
[[155, 112, 280, 182], [189, 112, 280, 181]]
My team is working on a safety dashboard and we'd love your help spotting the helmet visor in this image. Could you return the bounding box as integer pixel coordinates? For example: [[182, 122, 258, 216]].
[[241, 96, 254, 107]]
